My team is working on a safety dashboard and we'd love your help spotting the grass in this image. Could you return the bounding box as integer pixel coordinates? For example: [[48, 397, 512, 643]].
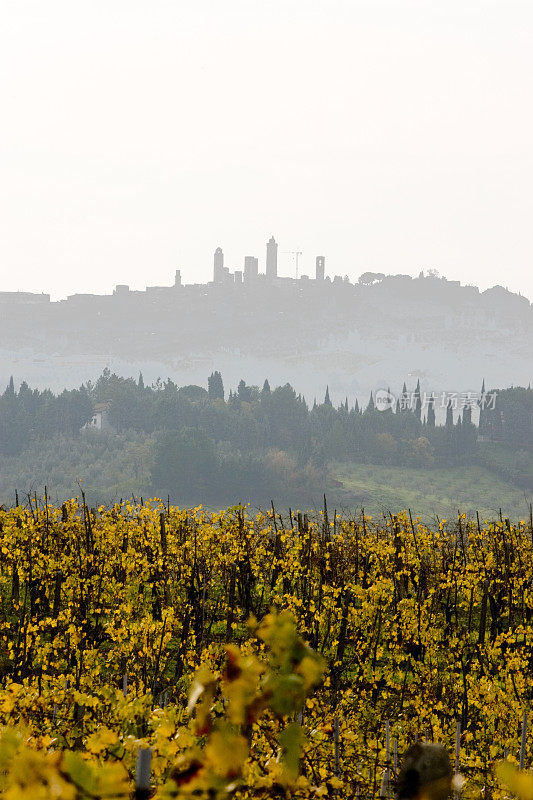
[[329, 461, 533, 523]]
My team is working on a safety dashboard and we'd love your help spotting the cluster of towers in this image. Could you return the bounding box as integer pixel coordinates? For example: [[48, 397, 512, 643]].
[[212, 237, 326, 285]]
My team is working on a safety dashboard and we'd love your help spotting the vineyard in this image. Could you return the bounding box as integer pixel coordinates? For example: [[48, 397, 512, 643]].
[[0, 498, 532, 798]]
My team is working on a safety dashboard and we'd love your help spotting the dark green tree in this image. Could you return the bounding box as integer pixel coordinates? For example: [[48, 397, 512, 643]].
[[4, 376, 15, 398], [427, 393, 436, 427], [152, 427, 218, 502], [208, 371, 224, 400], [445, 400, 454, 428], [237, 379, 253, 403], [414, 379, 422, 420]]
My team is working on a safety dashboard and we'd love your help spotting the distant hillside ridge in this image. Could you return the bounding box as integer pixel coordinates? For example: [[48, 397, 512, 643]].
[[1, 271, 531, 400]]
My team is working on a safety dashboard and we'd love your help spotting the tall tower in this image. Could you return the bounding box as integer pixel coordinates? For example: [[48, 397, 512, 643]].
[[213, 247, 224, 283], [316, 256, 325, 281], [266, 236, 278, 280], [244, 256, 258, 283]]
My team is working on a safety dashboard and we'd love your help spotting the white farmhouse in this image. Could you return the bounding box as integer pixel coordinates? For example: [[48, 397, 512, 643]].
[[83, 402, 116, 433]]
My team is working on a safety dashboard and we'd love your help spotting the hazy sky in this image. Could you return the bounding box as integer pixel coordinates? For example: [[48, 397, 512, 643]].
[[1, 0, 532, 301]]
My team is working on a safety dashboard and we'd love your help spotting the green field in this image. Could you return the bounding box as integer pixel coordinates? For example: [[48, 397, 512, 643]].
[[1, 433, 532, 523], [329, 461, 533, 522], [478, 440, 533, 485]]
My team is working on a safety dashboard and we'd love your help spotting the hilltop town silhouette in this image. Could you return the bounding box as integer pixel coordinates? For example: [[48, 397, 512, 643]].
[[1, 236, 531, 401]]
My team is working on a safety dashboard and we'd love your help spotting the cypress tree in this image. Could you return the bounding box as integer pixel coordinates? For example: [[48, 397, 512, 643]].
[[237, 379, 250, 401], [208, 371, 224, 400], [446, 400, 454, 428], [478, 379, 487, 437], [427, 393, 436, 427], [456, 415, 463, 456], [414, 379, 422, 420], [4, 376, 15, 398], [324, 386, 332, 406], [401, 381, 408, 412]]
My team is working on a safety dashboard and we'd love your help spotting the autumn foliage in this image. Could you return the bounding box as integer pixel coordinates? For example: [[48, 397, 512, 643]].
[[0, 499, 532, 798]]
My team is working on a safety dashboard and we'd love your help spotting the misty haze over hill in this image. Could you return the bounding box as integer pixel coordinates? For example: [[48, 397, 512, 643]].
[[1, 258, 531, 404], [1, 1, 533, 519]]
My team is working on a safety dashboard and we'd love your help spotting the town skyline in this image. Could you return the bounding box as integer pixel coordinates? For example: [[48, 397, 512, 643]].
[[1, 232, 532, 304], [3, 2, 533, 301], [1, 252, 531, 407]]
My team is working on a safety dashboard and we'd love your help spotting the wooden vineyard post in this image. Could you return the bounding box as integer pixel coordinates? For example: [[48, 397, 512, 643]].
[[334, 714, 340, 776], [380, 768, 390, 800], [519, 710, 527, 770], [454, 719, 462, 800], [385, 719, 391, 798], [135, 748, 152, 800], [455, 720, 461, 774]]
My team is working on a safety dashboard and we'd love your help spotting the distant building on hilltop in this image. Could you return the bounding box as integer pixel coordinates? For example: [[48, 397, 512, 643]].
[[0, 291, 50, 304], [213, 247, 232, 284], [244, 256, 259, 283], [213, 247, 225, 283], [316, 256, 325, 281], [266, 236, 278, 280]]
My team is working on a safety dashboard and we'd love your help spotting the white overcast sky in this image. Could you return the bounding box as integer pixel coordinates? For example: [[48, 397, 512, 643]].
[[1, 0, 532, 300]]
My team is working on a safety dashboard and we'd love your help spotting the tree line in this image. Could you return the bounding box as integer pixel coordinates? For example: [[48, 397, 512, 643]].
[[1, 369, 531, 504]]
